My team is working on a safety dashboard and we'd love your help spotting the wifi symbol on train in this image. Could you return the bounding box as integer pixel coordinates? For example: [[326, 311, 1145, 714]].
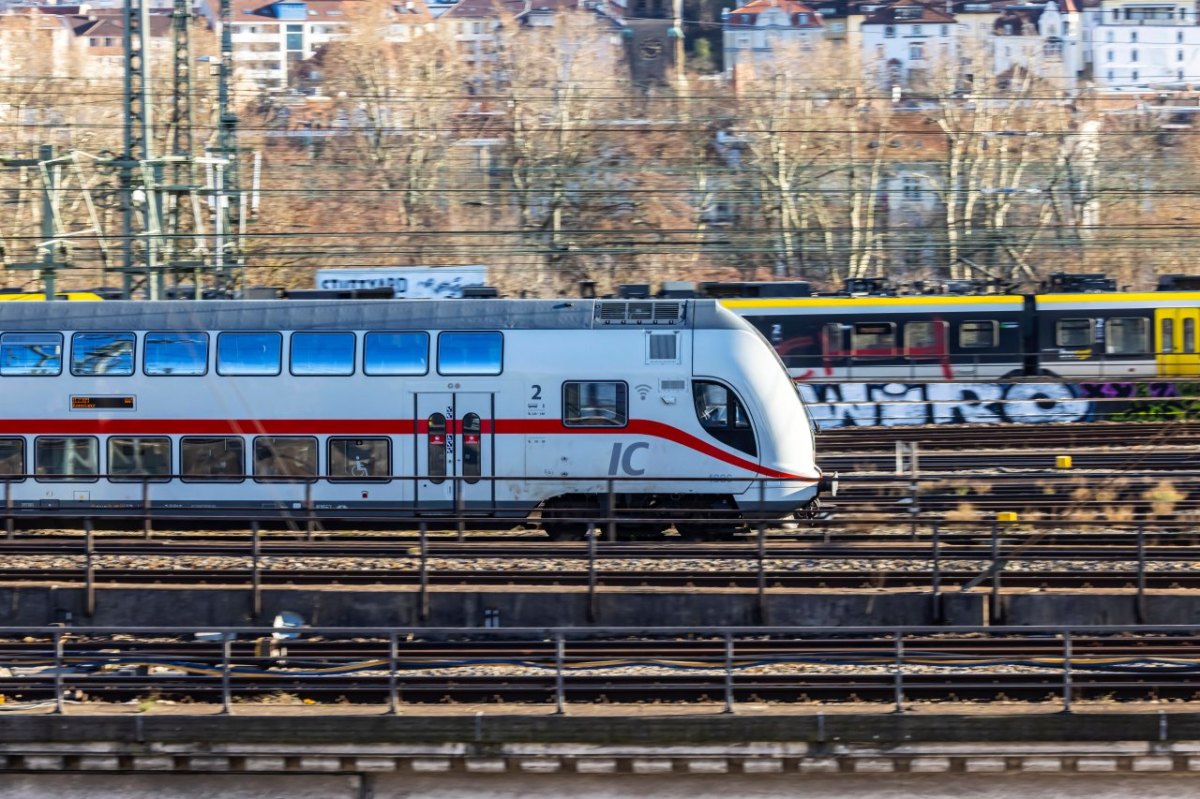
[[634, 384, 652, 400]]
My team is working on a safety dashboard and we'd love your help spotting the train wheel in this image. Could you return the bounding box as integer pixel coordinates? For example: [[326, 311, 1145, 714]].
[[540, 495, 599, 542]]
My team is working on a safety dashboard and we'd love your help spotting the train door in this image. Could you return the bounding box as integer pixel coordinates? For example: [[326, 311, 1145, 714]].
[[414, 392, 495, 513], [1156, 308, 1200, 377]]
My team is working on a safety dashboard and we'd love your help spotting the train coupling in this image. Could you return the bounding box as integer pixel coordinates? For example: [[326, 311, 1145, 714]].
[[817, 470, 839, 497]]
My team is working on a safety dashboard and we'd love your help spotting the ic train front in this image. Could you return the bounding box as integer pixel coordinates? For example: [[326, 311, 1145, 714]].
[[0, 298, 826, 537]]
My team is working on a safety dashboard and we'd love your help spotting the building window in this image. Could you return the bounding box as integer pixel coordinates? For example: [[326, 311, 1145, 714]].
[[912, 24, 922, 35], [797, 12, 808, 23], [1107, 69, 1114, 80], [901, 175, 921, 200], [885, 25, 895, 37], [1132, 69, 1139, 80], [1132, 48, 1138, 61], [1131, 31, 1137, 42], [1179, 31, 1185, 43], [1106, 30, 1113, 42], [1179, 49, 1185, 61], [910, 43, 924, 60], [1107, 49, 1114, 61], [940, 24, 948, 35]]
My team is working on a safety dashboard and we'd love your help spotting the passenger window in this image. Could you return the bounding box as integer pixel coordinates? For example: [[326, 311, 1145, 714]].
[[693, 381, 756, 457], [563, 382, 628, 427], [427, 413, 447, 484], [1056, 318, 1094, 348], [0, 438, 25, 481], [850, 322, 895, 359], [107, 437, 171, 482], [181, 437, 244, 482], [822, 322, 846, 357], [71, 332, 134, 376], [291, 332, 355, 376], [1, 332, 63, 376], [144, 332, 207, 375], [364, 332, 429, 375], [438, 332, 502, 375], [904, 321, 946, 357], [959, 321, 997, 349], [1162, 318, 1175, 354], [328, 437, 390, 482], [253, 436, 317, 481], [35, 436, 98, 481], [217, 332, 282, 375], [462, 414, 482, 484], [1186, 318, 1196, 354], [1105, 317, 1150, 354]]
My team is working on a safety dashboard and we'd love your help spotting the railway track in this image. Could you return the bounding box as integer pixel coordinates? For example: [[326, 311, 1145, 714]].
[[818, 421, 1200, 453]]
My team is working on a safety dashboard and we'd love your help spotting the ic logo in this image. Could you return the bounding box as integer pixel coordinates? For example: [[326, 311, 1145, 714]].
[[634, 384, 652, 400], [608, 442, 649, 476]]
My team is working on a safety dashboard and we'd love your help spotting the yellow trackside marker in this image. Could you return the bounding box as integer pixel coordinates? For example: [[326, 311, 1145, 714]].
[[996, 512, 1019, 523], [1056, 456, 1073, 469]]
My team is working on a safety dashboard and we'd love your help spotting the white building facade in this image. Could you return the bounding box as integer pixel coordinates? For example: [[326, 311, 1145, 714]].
[[1089, 0, 1200, 88], [860, 0, 958, 90]]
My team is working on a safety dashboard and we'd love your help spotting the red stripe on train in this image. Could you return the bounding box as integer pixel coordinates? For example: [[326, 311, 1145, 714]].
[[0, 419, 818, 482]]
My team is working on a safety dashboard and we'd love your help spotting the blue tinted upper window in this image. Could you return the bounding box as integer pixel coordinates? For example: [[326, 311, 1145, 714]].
[[438, 332, 502, 376], [217, 332, 282, 375], [291, 332, 355, 376], [364, 332, 429, 375], [71, 332, 134, 376], [1, 332, 63, 376], [144, 332, 207, 376]]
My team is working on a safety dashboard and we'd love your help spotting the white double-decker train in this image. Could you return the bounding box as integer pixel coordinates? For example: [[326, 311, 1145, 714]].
[[0, 298, 828, 536]]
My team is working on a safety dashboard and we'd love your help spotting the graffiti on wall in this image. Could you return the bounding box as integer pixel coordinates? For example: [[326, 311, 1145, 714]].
[[800, 381, 1200, 429]]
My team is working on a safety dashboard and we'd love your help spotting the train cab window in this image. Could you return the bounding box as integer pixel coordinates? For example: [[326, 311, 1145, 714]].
[[1, 332, 63, 376], [144, 332, 207, 375], [107, 437, 171, 482], [437, 332, 502, 375], [217, 332, 282, 376], [904, 321, 947, 358], [35, 436, 98, 482], [1162, 318, 1175, 354], [71, 333, 134, 376], [0, 438, 25, 481], [563, 382, 628, 427], [462, 414, 482, 484], [291, 332, 355, 376], [693, 380, 757, 457], [364, 332, 429, 375], [959, 321, 998, 349], [253, 436, 317, 482], [1105, 318, 1150, 354], [850, 322, 895, 359], [427, 413, 447, 484], [328, 437, 390, 482], [181, 437, 244, 482], [1055, 318, 1094, 348]]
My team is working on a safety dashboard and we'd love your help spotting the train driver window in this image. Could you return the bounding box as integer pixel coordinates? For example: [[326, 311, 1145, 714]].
[[292, 332, 355, 376], [217, 332, 282, 376], [181, 437, 244, 482], [253, 437, 317, 482], [1055, 318, 1094, 348], [108, 437, 171, 482], [850, 322, 895, 359], [364, 332, 428, 375], [693, 380, 756, 457], [563, 382, 628, 427], [1105, 318, 1150, 354], [0, 438, 25, 481], [328, 437, 390, 482], [438, 332, 502, 375], [71, 332, 134, 376], [959, 321, 997, 349], [1, 332, 63, 376], [35, 436, 98, 481], [145, 332, 208, 375]]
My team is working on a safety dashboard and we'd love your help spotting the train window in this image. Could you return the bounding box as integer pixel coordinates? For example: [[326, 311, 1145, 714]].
[[1, 332, 63, 376], [1162, 318, 1175, 354], [462, 414, 482, 484], [822, 323, 846, 357], [107, 437, 171, 483], [904, 321, 947, 357], [291, 332, 355, 376], [1105, 318, 1150, 354], [1186, 318, 1196, 354], [181, 437, 244, 482], [850, 322, 895, 359], [35, 436, 98, 482], [427, 413, 447, 484], [217, 332, 282, 376], [328, 437, 390, 482], [1056, 318, 1094, 348], [0, 438, 25, 481], [438, 332, 502, 375], [71, 333, 134, 376], [364, 332, 429, 375], [253, 437, 317, 482], [959, 321, 998, 349], [693, 380, 756, 457], [563, 382, 628, 427], [144, 332, 208, 376]]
